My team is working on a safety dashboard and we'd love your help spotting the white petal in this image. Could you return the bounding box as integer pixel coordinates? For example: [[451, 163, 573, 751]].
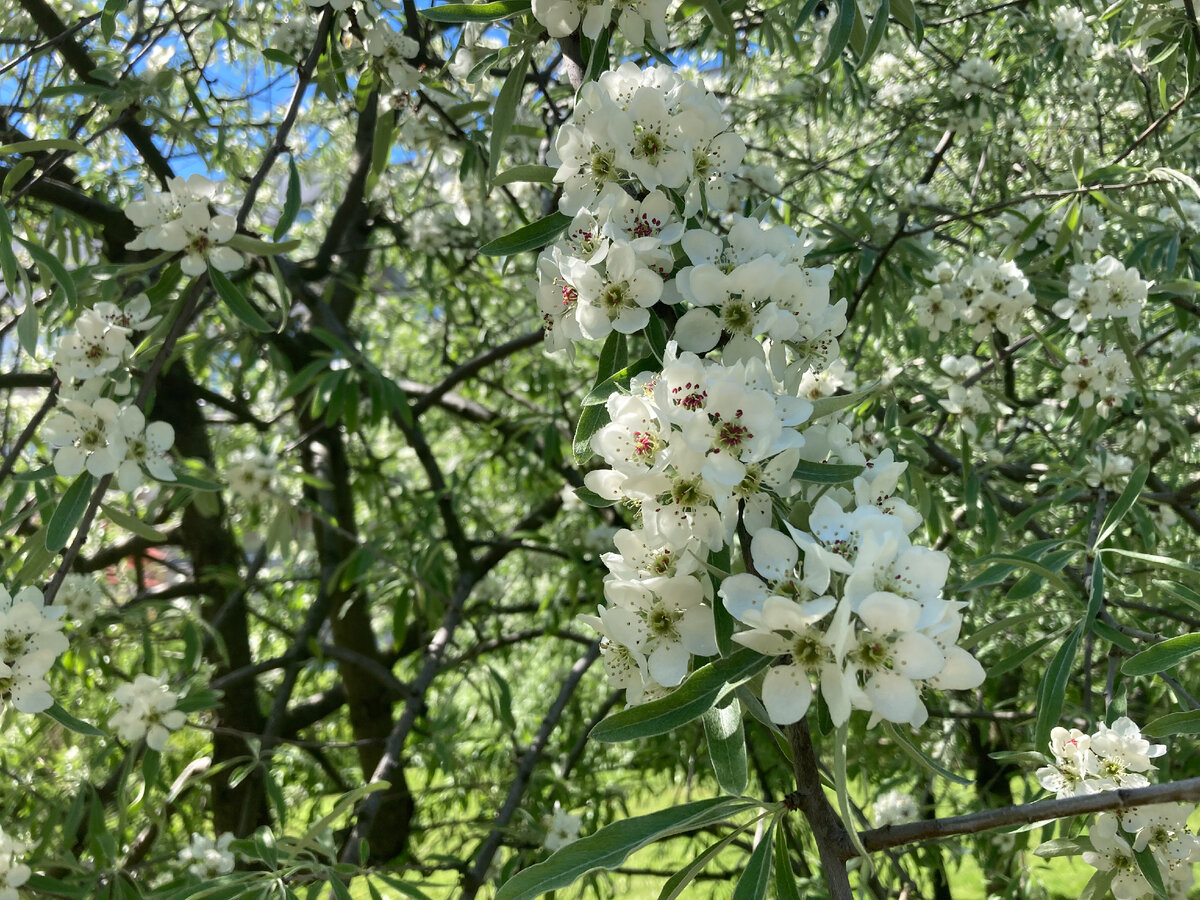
[[761, 664, 813, 724]]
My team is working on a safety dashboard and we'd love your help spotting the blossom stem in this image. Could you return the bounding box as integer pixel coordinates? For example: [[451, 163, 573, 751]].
[[784, 720, 855, 899]]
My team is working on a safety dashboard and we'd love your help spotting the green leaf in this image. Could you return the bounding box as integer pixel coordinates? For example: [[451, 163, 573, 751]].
[[420, 0, 531, 21], [479, 211, 570, 256], [302, 783, 391, 845], [17, 303, 37, 357], [815, 0, 856, 72], [582, 355, 660, 407], [591, 649, 771, 743], [21, 238, 78, 307], [960, 553, 1074, 597], [1133, 844, 1169, 900], [572, 403, 609, 464], [1034, 837, 1090, 859], [1121, 633, 1200, 677], [368, 108, 396, 192], [880, 721, 971, 785], [2, 156, 36, 196], [857, 0, 889, 66], [489, 49, 530, 183], [1034, 626, 1081, 751], [1101, 548, 1200, 577], [1079, 869, 1114, 900], [1142, 709, 1200, 737], [959, 611, 1047, 651], [1096, 461, 1149, 546], [492, 164, 558, 187], [573, 485, 615, 508], [209, 265, 271, 332], [171, 470, 224, 492], [0, 202, 24, 291], [225, 234, 301, 256], [46, 472, 95, 552], [0, 138, 90, 156], [594, 330, 629, 386], [809, 381, 878, 419], [100, 503, 169, 542], [494, 797, 758, 900], [773, 822, 803, 900], [791, 460, 862, 484], [44, 702, 105, 737], [657, 823, 755, 900], [986, 632, 1061, 679], [702, 697, 748, 797], [262, 48, 299, 67], [890, 0, 921, 42], [731, 819, 775, 900], [1154, 580, 1200, 616], [696, 0, 736, 45]]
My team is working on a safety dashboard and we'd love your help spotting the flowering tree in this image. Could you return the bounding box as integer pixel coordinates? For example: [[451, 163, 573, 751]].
[[1, 0, 1199, 898]]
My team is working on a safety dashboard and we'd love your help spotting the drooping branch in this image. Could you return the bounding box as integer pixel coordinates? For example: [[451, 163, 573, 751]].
[[858, 777, 1200, 854]]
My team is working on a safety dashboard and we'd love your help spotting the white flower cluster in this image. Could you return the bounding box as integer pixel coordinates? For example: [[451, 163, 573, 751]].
[[551, 63, 746, 218], [1156, 199, 1200, 235], [0, 828, 30, 900], [57, 573, 104, 629], [531, 0, 670, 47], [1057, 255, 1150, 336], [109, 673, 187, 751], [672, 219, 843, 365], [950, 57, 1000, 99], [1085, 808, 1200, 899], [1036, 719, 1199, 899], [126, 174, 241, 276], [911, 257, 1035, 342], [1061, 337, 1134, 415], [226, 449, 277, 504], [544, 803, 582, 852], [537, 64, 984, 730], [998, 199, 1104, 253], [1050, 8, 1092, 58], [0, 585, 68, 714], [52, 294, 159, 385], [719, 488, 984, 728], [874, 789, 919, 827], [537, 185, 676, 348], [361, 21, 420, 90], [1085, 451, 1134, 492], [936, 355, 995, 436], [1037, 719, 1165, 798], [44, 294, 176, 492], [179, 832, 236, 878]]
